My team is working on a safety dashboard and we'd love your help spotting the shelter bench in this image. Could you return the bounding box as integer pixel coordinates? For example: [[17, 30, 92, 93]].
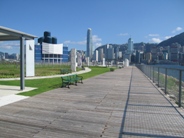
[[61, 74, 83, 88]]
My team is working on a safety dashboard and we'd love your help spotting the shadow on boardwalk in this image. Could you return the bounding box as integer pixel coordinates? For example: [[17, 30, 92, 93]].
[[0, 66, 184, 138]]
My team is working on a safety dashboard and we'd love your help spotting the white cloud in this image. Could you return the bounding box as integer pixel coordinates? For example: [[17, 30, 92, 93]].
[[63, 40, 71, 44], [172, 27, 183, 33], [118, 33, 129, 36], [151, 38, 162, 43], [92, 35, 102, 43], [92, 35, 102, 48], [77, 40, 86, 45], [0, 45, 13, 49], [148, 34, 159, 37], [0, 41, 19, 50], [164, 36, 172, 40], [63, 40, 86, 45], [176, 27, 182, 31], [93, 43, 102, 48]]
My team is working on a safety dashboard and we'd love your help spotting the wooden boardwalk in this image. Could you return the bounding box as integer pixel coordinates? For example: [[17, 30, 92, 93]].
[[0, 66, 184, 138]]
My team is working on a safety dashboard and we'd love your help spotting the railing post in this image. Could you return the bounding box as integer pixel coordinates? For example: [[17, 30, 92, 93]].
[[147, 66, 149, 78], [165, 68, 167, 94], [179, 70, 182, 107], [150, 66, 151, 79], [147, 66, 149, 77], [149, 66, 151, 79], [158, 67, 160, 87], [153, 67, 154, 83]]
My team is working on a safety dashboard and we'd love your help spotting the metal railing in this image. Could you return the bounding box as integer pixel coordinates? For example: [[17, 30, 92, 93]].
[[136, 64, 184, 107]]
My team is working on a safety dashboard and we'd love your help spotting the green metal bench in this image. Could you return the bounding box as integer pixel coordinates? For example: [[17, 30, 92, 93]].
[[70, 74, 83, 85], [61, 76, 71, 88], [61, 74, 83, 88]]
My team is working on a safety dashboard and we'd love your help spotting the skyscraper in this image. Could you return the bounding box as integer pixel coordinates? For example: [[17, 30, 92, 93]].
[[128, 38, 133, 53], [86, 28, 93, 60]]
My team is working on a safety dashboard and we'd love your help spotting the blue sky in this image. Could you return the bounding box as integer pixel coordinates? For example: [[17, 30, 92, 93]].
[[0, 0, 184, 54]]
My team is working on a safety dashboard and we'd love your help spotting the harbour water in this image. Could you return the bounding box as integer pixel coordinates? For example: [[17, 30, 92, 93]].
[[153, 64, 184, 81]]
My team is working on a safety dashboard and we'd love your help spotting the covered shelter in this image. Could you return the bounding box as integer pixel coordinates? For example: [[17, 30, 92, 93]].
[[0, 26, 37, 90]]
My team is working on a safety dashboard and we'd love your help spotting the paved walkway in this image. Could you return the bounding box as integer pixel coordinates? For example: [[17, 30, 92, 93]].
[[0, 66, 184, 138]]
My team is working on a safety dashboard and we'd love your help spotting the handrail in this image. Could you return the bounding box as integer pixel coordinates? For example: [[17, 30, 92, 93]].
[[136, 64, 183, 107]]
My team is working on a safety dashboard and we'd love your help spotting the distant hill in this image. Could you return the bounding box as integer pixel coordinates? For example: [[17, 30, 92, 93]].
[[157, 32, 184, 47]]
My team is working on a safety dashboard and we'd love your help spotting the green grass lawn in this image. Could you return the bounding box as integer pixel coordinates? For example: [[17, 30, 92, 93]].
[[0, 66, 110, 96], [0, 62, 73, 78]]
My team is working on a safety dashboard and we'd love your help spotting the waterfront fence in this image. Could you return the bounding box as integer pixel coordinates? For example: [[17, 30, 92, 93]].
[[136, 64, 184, 107]]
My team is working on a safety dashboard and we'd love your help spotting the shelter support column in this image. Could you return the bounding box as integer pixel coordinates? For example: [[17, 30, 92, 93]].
[[20, 36, 25, 90]]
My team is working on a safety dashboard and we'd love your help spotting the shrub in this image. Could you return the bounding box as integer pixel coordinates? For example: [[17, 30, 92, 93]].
[[60, 68, 71, 74], [110, 68, 114, 72]]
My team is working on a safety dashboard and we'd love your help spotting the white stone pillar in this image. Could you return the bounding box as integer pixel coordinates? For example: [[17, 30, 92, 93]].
[[71, 48, 76, 72], [102, 58, 105, 66], [125, 59, 129, 67], [77, 53, 82, 67], [86, 57, 90, 66], [26, 40, 35, 77]]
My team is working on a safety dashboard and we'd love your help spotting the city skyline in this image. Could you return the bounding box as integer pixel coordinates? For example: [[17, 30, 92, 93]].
[[0, 0, 184, 54]]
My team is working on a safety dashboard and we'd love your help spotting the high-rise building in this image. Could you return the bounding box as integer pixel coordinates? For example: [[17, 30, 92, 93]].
[[105, 44, 109, 59], [128, 38, 133, 53], [86, 28, 93, 60], [35, 31, 69, 63], [98, 48, 103, 62], [107, 46, 114, 60], [115, 47, 119, 60], [170, 43, 180, 62], [5, 53, 8, 59]]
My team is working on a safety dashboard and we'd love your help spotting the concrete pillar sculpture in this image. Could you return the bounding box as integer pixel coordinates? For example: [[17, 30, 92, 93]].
[[26, 40, 35, 77], [86, 57, 89, 66], [71, 48, 76, 72], [125, 59, 129, 67], [102, 58, 105, 66]]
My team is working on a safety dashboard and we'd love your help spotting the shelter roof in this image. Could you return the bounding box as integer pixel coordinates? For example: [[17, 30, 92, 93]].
[[0, 26, 37, 41]]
